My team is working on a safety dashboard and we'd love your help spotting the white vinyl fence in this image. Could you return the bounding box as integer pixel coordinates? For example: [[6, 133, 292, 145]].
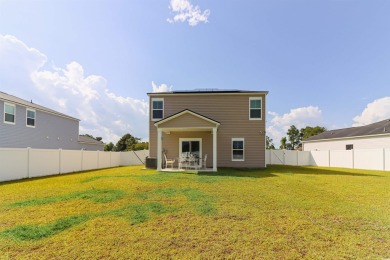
[[0, 148, 149, 182], [266, 149, 390, 171]]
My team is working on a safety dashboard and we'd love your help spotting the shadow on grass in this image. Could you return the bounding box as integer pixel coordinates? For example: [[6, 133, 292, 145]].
[[263, 165, 383, 177], [0, 166, 133, 186], [197, 165, 383, 178], [198, 167, 277, 179], [1, 165, 382, 187]]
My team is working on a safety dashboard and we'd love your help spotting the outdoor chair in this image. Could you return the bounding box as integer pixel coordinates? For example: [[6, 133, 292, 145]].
[[187, 154, 197, 169], [201, 154, 207, 169], [163, 153, 175, 169], [178, 156, 188, 169]]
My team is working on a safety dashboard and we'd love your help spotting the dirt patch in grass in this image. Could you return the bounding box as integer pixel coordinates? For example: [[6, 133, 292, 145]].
[[1, 182, 215, 241], [136, 187, 216, 215]]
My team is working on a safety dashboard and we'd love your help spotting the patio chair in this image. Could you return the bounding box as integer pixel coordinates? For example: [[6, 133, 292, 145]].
[[201, 154, 207, 169], [187, 154, 197, 169], [163, 153, 175, 169], [178, 156, 188, 170]]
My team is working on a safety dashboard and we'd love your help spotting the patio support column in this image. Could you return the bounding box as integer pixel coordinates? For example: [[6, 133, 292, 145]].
[[157, 128, 162, 171], [213, 127, 217, 172]]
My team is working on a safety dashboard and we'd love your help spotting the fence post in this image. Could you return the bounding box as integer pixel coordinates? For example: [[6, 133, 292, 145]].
[[97, 151, 99, 169], [352, 149, 354, 169], [81, 149, 83, 171], [328, 150, 331, 168], [27, 147, 31, 178], [383, 148, 386, 171], [59, 149, 62, 174]]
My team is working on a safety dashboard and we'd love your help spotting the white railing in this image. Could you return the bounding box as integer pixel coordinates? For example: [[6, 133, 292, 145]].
[[0, 148, 149, 182], [266, 149, 390, 171]]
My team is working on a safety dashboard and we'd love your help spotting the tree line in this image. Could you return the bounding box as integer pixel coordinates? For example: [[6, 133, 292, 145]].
[[82, 133, 148, 152], [266, 125, 326, 150]]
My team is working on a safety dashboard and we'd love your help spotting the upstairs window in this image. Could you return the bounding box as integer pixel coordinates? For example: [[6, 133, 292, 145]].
[[4, 103, 15, 124], [152, 98, 164, 121], [26, 109, 36, 127], [346, 144, 353, 150], [249, 97, 262, 120], [232, 138, 245, 161]]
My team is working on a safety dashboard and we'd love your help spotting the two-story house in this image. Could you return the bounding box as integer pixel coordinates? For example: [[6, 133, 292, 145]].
[[148, 89, 268, 171], [0, 91, 104, 150]]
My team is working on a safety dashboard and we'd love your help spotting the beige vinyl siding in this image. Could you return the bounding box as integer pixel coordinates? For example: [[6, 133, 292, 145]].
[[158, 112, 217, 128], [149, 93, 266, 167]]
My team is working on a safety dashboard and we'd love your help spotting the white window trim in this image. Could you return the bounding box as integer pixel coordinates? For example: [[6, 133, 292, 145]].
[[232, 138, 245, 161], [249, 97, 262, 120], [151, 98, 164, 121], [4, 102, 16, 125], [26, 108, 36, 128]]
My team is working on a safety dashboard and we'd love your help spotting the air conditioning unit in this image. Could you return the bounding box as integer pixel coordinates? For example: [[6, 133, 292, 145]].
[[145, 157, 157, 169]]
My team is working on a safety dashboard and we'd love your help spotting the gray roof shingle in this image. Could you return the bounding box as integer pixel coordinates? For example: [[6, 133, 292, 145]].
[[78, 135, 104, 145], [304, 119, 390, 142], [148, 89, 269, 95]]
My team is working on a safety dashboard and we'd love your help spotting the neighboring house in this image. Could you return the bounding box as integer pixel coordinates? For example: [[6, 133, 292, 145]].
[[78, 135, 105, 151], [303, 119, 390, 151], [147, 89, 268, 171], [0, 91, 103, 150]]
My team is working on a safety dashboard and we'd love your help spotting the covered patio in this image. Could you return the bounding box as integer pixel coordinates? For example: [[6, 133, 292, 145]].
[[154, 110, 220, 172]]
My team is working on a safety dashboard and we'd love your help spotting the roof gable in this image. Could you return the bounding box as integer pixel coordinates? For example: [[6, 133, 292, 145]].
[[154, 109, 220, 128]]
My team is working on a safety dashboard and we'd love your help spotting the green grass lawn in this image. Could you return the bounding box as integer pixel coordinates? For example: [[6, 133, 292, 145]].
[[0, 165, 389, 259]]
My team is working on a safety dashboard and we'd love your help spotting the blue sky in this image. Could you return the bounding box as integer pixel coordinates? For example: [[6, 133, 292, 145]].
[[1, 0, 390, 145]]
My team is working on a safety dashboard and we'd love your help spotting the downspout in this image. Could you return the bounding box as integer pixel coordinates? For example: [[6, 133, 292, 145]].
[[213, 127, 217, 172], [157, 129, 162, 171]]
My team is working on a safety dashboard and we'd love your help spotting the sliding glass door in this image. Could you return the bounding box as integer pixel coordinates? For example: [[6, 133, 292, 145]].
[[179, 138, 202, 158]]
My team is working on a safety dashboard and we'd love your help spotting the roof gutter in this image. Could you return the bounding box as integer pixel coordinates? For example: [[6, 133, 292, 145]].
[[147, 91, 269, 96], [0, 97, 80, 121]]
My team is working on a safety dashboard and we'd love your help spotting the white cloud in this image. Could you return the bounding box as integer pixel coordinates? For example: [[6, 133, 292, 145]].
[[353, 97, 390, 126], [167, 0, 210, 26], [152, 81, 172, 92], [0, 34, 47, 71], [0, 35, 48, 100], [267, 106, 323, 147], [0, 34, 148, 144]]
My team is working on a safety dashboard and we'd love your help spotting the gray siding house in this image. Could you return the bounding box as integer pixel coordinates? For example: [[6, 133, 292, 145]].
[[0, 91, 104, 150], [78, 135, 105, 151]]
